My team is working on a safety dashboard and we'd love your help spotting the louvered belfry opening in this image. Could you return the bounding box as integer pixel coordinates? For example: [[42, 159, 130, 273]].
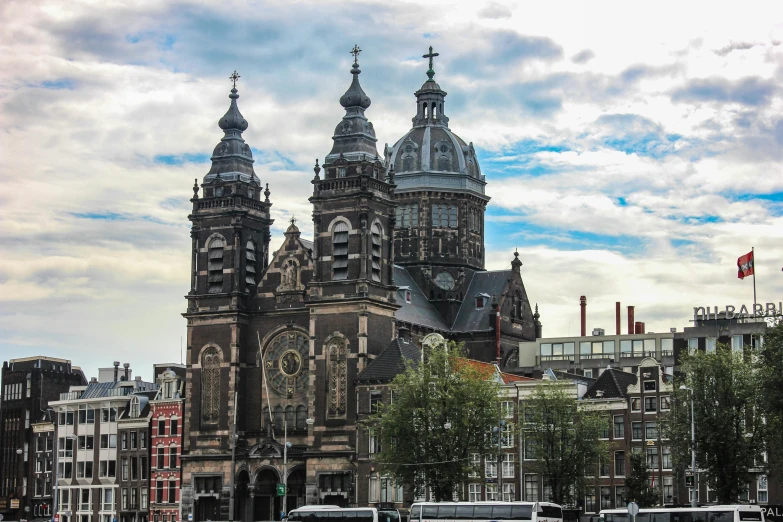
[[245, 240, 256, 286], [332, 222, 349, 280], [207, 238, 225, 293], [371, 223, 382, 282]]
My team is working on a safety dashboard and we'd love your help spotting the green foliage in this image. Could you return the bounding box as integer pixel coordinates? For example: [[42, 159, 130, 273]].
[[369, 342, 501, 501], [523, 382, 609, 506], [672, 346, 765, 504], [759, 321, 783, 477], [624, 451, 659, 507]]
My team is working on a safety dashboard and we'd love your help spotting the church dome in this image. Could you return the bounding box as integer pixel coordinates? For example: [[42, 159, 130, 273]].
[[384, 49, 484, 194]]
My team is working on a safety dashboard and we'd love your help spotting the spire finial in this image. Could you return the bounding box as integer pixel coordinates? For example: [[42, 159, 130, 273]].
[[423, 45, 439, 81], [350, 44, 362, 65], [229, 70, 240, 88], [290, 216, 297, 227]]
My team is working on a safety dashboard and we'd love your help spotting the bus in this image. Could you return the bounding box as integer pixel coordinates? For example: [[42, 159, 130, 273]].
[[410, 501, 564, 522], [598, 505, 766, 522], [287, 507, 379, 522]]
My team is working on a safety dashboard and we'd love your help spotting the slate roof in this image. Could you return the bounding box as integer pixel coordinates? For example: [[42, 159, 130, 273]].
[[583, 369, 637, 399], [300, 238, 314, 252], [394, 266, 448, 331], [451, 270, 511, 332], [80, 380, 158, 399], [552, 370, 596, 386], [355, 336, 420, 383]]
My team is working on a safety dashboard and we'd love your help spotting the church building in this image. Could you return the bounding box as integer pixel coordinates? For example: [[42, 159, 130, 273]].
[[180, 47, 541, 521]]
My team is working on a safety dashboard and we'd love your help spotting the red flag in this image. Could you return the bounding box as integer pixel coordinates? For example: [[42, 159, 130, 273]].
[[737, 251, 754, 279]]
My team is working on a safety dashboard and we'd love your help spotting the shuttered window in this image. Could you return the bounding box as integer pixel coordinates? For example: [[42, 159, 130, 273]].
[[332, 222, 349, 280], [245, 240, 256, 286], [207, 238, 225, 293], [371, 224, 382, 282]]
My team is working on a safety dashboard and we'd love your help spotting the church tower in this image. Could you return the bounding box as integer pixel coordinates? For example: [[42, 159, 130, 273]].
[[385, 47, 489, 325], [183, 74, 273, 519]]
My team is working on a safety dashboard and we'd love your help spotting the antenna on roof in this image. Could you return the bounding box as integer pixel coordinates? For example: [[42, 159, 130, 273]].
[[180, 336, 183, 365]]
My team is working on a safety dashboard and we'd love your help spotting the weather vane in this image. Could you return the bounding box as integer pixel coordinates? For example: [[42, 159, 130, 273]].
[[350, 44, 362, 65], [229, 70, 240, 88], [290, 216, 297, 227], [423, 46, 439, 80]]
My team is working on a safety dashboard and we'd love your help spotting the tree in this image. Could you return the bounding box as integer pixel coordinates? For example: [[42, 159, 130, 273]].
[[759, 321, 783, 477], [370, 342, 501, 501], [523, 381, 609, 506], [670, 346, 765, 503], [625, 451, 659, 507]]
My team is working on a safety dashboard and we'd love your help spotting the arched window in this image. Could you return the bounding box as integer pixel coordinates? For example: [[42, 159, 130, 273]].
[[201, 347, 221, 425], [332, 222, 349, 280], [207, 237, 225, 294], [274, 405, 284, 431], [285, 405, 295, 429], [296, 405, 307, 430], [327, 338, 347, 418], [371, 224, 382, 283], [395, 206, 403, 229], [129, 396, 140, 418], [245, 240, 256, 286]]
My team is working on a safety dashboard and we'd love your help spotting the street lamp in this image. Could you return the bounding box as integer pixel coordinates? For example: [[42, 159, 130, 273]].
[[679, 385, 697, 507], [282, 419, 292, 519]]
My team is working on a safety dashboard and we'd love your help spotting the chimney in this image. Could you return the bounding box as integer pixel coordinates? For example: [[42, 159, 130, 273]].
[[135, 376, 142, 382], [627, 306, 635, 335], [113, 361, 120, 382], [616, 302, 621, 335], [640, 322, 645, 334], [123, 363, 130, 381], [634, 321, 642, 334], [580, 296, 587, 336]]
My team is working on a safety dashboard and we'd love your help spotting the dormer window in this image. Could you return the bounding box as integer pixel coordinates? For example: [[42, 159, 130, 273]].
[[398, 286, 412, 304], [129, 396, 140, 418], [215, 186, 223, 197], [248, 189, 255, 199], [338, 167, 347, 178], [405, 290, 412, 303], [475, 293, 490, 310]]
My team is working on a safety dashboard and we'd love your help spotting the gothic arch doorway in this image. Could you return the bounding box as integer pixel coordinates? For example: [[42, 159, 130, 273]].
[[254, 468, 281, 521]]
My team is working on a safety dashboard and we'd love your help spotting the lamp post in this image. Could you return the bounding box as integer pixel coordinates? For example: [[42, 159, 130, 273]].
[[282, 418, 291, 519], [679, 385, 697, 507], [229, 392, 238, 522]]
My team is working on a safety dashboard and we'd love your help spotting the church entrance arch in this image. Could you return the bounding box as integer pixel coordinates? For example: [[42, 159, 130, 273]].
[[253, 468, 281, 521], [235, 469, 250, 522], [286, 467, 306, 512]]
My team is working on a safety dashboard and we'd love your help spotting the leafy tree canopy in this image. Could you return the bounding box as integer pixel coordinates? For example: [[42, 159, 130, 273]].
[[370, 342, 501, 501], [625, 451, 659, 508]]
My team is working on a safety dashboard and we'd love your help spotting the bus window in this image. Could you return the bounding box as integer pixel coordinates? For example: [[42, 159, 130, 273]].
[[474, 506, 493, 520], [710, 513, 734, 522], [636, 514, 651, 522], [542, 507, 563, 519], [423, 506, 439, 519], [439, 507, 457, 520], [356, 510, 375, 522], [455, 506, 474, 519], [344, 511, 358, 522], [379, 512, 400, 522], [493, 506, 512, 520], [511, 506, 532, 521]]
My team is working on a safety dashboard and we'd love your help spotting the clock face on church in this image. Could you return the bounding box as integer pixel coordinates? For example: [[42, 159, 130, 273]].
[[265, 331, 309, 397]]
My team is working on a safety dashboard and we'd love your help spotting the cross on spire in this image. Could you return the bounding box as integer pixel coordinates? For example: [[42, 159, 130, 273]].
[[229, 70, 240, 88], [350, 44, 362, 65], [423, 46, 439, 81]]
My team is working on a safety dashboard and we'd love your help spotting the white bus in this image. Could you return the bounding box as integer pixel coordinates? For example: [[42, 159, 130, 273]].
[[410, 501, 564, 522], [598, 505, 766, 522], [287, 507, 379, 522]]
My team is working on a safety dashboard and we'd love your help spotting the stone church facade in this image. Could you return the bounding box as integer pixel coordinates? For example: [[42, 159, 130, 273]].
[[181, 49, 541, 521]]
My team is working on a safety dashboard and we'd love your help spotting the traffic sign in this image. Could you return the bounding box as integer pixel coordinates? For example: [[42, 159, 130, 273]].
[[54, 514, 60, 522], [188, 514, 194, 522], [685, 475, 695, 488], [628, 502, 640, 516], [277, 483, 287, 496]]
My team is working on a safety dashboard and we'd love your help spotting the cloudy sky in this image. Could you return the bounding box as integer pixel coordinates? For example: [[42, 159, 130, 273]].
[[2, 0, 782, 380]]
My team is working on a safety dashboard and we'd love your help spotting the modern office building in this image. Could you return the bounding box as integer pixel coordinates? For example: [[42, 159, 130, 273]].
[[0, 357, 86, 520]]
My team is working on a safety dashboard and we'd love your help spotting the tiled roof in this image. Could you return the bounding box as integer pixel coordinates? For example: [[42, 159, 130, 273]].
[[584, 369, 637, 399], [355, 337, 420, 383], [451, 271, 511, 332], [455, 359, 537, 384], [394, 266, 448, 331]]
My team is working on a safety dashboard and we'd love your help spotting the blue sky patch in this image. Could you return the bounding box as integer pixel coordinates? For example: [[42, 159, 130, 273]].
[[41, 79, 74, 90], [154, 153, 210, 165]]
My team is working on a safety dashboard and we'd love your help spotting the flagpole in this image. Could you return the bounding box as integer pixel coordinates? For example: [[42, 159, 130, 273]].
[[752, 246, 757, 310]]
